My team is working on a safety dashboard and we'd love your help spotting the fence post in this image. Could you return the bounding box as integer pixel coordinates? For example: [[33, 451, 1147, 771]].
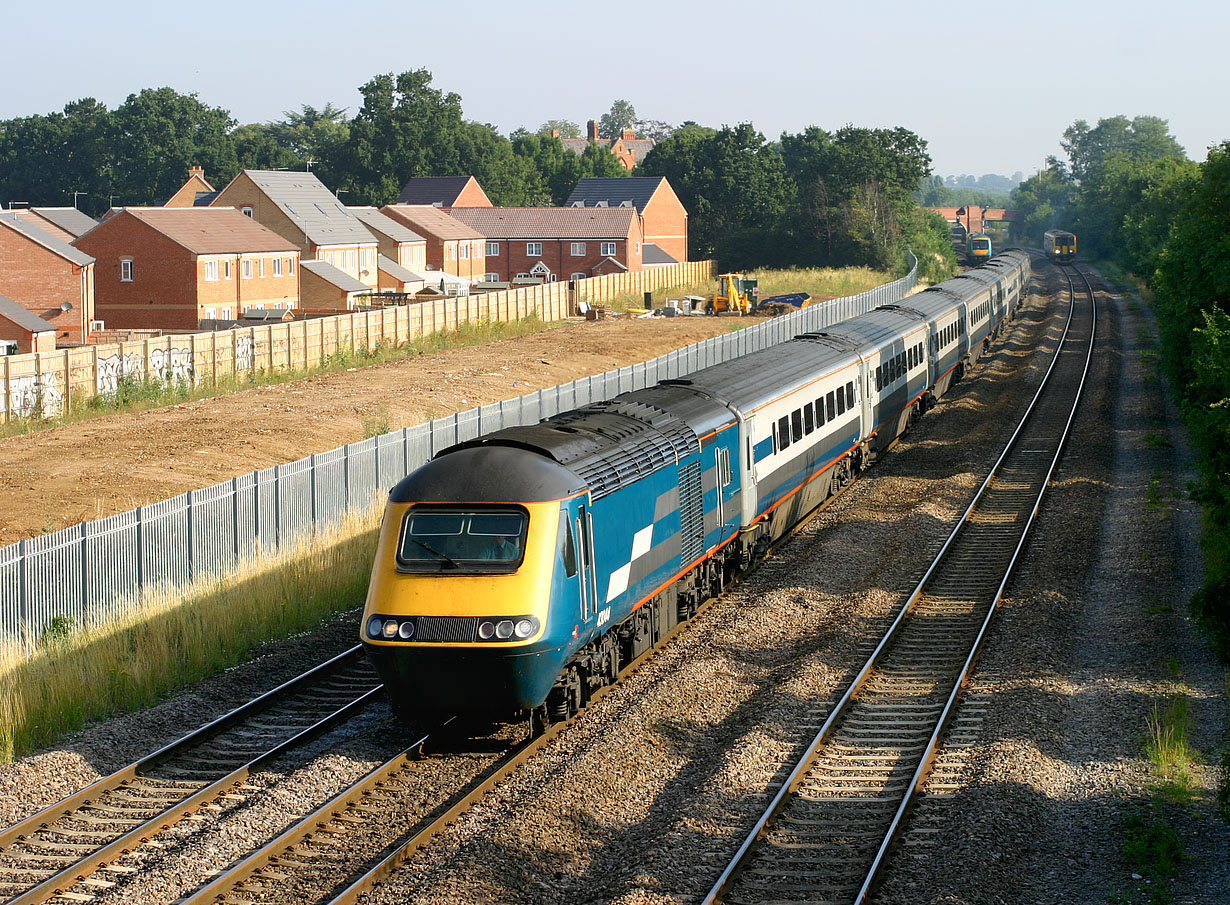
[[232, 476, 240, 565], [310, 453, 318, 525], [18, 538, 29, 653], [80, 522, 89, 627], [186, 491, 194, 584], [273, 464, 282, 550], [136, 505, 145, 594], [2, 353, 8, 424]]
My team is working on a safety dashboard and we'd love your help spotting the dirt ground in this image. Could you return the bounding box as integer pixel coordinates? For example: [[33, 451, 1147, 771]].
[[0, 315, 738, 547]]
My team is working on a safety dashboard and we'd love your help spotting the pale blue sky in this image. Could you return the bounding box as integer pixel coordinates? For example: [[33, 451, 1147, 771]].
[[4, 0, 1223, 182]]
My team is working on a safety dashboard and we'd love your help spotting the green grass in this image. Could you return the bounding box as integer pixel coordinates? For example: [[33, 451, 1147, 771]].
[[1145, 696, 1197, 805], [0, 314, 557, 440], [0, 514, 379, 761], [1121, 814, 1183, 904]]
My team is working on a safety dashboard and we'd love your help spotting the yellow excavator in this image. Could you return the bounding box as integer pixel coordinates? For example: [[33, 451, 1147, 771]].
[[704, 273, 759, 315]]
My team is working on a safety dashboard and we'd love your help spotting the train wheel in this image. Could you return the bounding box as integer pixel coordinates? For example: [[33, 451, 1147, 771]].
[[530, 705, 550, 737]]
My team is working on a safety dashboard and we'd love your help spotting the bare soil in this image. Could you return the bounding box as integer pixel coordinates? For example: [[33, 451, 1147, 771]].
[[0, 316, 736, 547]]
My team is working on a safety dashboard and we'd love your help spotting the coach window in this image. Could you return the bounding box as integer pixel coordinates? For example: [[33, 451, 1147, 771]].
[[791, 410, 803, 442], [846, 382, 855, 409], [803, 403, 814, 434], [826, 391, 836, 421], [836, 386, 846, 416], [815, 398, 826, 426], [559, 512, 577, 578], [777, 416, 791, 451]]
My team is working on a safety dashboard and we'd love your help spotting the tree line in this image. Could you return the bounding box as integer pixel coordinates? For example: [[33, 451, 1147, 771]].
[[1012, 115, 1230, 651], [0, 70, 955, 279]]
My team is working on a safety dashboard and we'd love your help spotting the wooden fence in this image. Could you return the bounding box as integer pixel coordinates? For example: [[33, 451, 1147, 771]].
[[1, 260, 715, 422]]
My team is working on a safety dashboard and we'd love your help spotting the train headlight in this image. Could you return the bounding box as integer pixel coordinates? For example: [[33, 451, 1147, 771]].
[[382, 619, 399, 639], [478, 621, 496, 640], [495, 620, 514, 640], [514, 618, 537, 639], [367, 616, 383, 639], [398, 621, 415, 640]]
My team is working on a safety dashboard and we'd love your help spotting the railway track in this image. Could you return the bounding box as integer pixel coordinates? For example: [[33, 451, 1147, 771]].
[[702, 262, 1097, 905], [0, 646, 381, 905]]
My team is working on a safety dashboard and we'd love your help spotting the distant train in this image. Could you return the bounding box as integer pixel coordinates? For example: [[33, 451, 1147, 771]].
[[1043, 229, 1077, 263], [361, 251, 1033, 729], [967, 233, 993, 265]]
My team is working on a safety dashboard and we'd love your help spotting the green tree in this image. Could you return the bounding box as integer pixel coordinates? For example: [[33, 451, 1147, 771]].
[[0, 99, 112, 213], [537, 119, 581, 138], [1010, 161, 1077, 243], [232, 123, 302, 172], [1061, 115, 1186, 182], [599, 100, 636, 139], [106, 87, 238, 207], [270, 103, 350, 162]]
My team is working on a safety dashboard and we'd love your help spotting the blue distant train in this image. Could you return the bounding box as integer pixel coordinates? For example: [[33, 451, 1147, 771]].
[[362, 250, 1033, 729]]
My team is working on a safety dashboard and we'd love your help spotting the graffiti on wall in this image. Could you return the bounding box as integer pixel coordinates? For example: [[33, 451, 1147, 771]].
[[150, 347, 195, 384], [235, 335, 254, 372], [6, 371, 63, 418], [96, 353, 145, 395]]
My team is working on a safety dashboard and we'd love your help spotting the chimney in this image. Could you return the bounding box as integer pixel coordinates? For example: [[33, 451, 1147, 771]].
[[587, 120, 600, 141], [621, 128, 635, 140], [189, 165, 204, 180]]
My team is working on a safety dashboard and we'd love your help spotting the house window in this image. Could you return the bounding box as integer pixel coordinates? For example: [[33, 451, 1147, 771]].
[[527, 242, 542, 257], [445, 245, 454, 261], [259, 258, 266, 278], [460, 244, 469, 260], [287, 257, 294, 275], [600, 242, 616, 256], [570, 272, 587, 281], [204, 260, 219, 281], [241, 206, 253, 218], [204, 307, 217, 320], [571, 242, 586, 256], [486, 242, 500, 257], [225, 260, 232, 279], [220, 307, 233, 319], [120, 259, 133, 282], [242, 259, 253, 279], [484, 272, 501, 282], [273, 257, 283, 277]]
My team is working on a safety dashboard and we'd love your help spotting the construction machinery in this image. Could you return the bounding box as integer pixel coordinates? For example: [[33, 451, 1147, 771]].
[[705, 273, 759, 315]]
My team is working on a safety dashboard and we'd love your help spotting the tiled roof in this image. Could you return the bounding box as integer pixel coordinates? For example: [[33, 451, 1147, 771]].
[[0, 292, 55, 334], [0, 212, 95, 266], [642, 243, 677, 265], [194, 191, 220, 207], [239, 170, 376, 247], [381, 205, 485, 241], [350, 207, 425, 243], [564, 177, 664, 212], [8, 210, 77, 243], [378, 254, 420, 284], [395, 176, 478, 206], [30, 207, 99, 238], [300, 259, 369, 292], [448, 206, 636, 239], [118, 208, 299, 254]]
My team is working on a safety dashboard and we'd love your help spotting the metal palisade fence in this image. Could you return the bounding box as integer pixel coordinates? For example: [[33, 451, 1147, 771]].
[[0, 255, 917, 650]]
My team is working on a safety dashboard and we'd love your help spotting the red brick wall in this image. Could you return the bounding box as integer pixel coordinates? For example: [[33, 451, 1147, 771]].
[[480, 221, 644, 282], [0, 223, 94, 344], [454, 179, 493, 207], [641, 184, 689, 263]]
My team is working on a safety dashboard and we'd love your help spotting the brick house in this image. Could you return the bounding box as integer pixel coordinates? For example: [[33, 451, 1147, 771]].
[[395, 176, 492, 208], [7, 207, 99, 243], [564, 177, 688, 264], [380, 205, 487, 281], [0, 292, 57, 354], [560, 121, 656, 171], [164, 165, 220, 207], [448, 207, 644, 282], [299, 260, 370, 312], [349, 207, 428, 276], [211, 170, 379, 289], [73, 207, 299, 331], [0, 212, 96, 345]]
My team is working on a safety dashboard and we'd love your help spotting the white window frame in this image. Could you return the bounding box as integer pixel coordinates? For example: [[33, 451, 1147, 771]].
[[204, 260, 219, 281], [484, 272, 501, 282], [570, 272, 587, 281], [486, 242, 500, 257], [242, 259, 253, 279], [220, 307, 233, 319], [600, 242, 617, 256], [273, 257, 283, 277], [259, 258, 266, 278], [287, 257, 294, 275], [570, 242, 586, 257], [241, 206, 253, 218], [224, 260, 233, 280], [120, 259, 133, 282], [526, 242, 542, 257], [460, 243, 469, 260]]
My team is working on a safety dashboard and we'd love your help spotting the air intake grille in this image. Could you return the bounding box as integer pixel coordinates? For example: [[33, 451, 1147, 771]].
[[678, 460, 705, 564], [415, 616, 479, 643]]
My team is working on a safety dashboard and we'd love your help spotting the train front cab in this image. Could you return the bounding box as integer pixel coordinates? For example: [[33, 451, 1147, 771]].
[[362, 446, 590, 716]]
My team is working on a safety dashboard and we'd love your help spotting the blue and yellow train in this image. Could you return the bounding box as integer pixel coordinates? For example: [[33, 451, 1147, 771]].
[[362, 250, 1033, 728], [967, 232, 993, 264]]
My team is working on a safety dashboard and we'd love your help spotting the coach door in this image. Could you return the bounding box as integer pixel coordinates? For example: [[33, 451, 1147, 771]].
[[576, 504, 598, 621]]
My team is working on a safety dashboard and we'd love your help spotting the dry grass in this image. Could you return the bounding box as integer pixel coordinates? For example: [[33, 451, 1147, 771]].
[[0, 512, 380, 762], [603, 267, 893, 315]]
